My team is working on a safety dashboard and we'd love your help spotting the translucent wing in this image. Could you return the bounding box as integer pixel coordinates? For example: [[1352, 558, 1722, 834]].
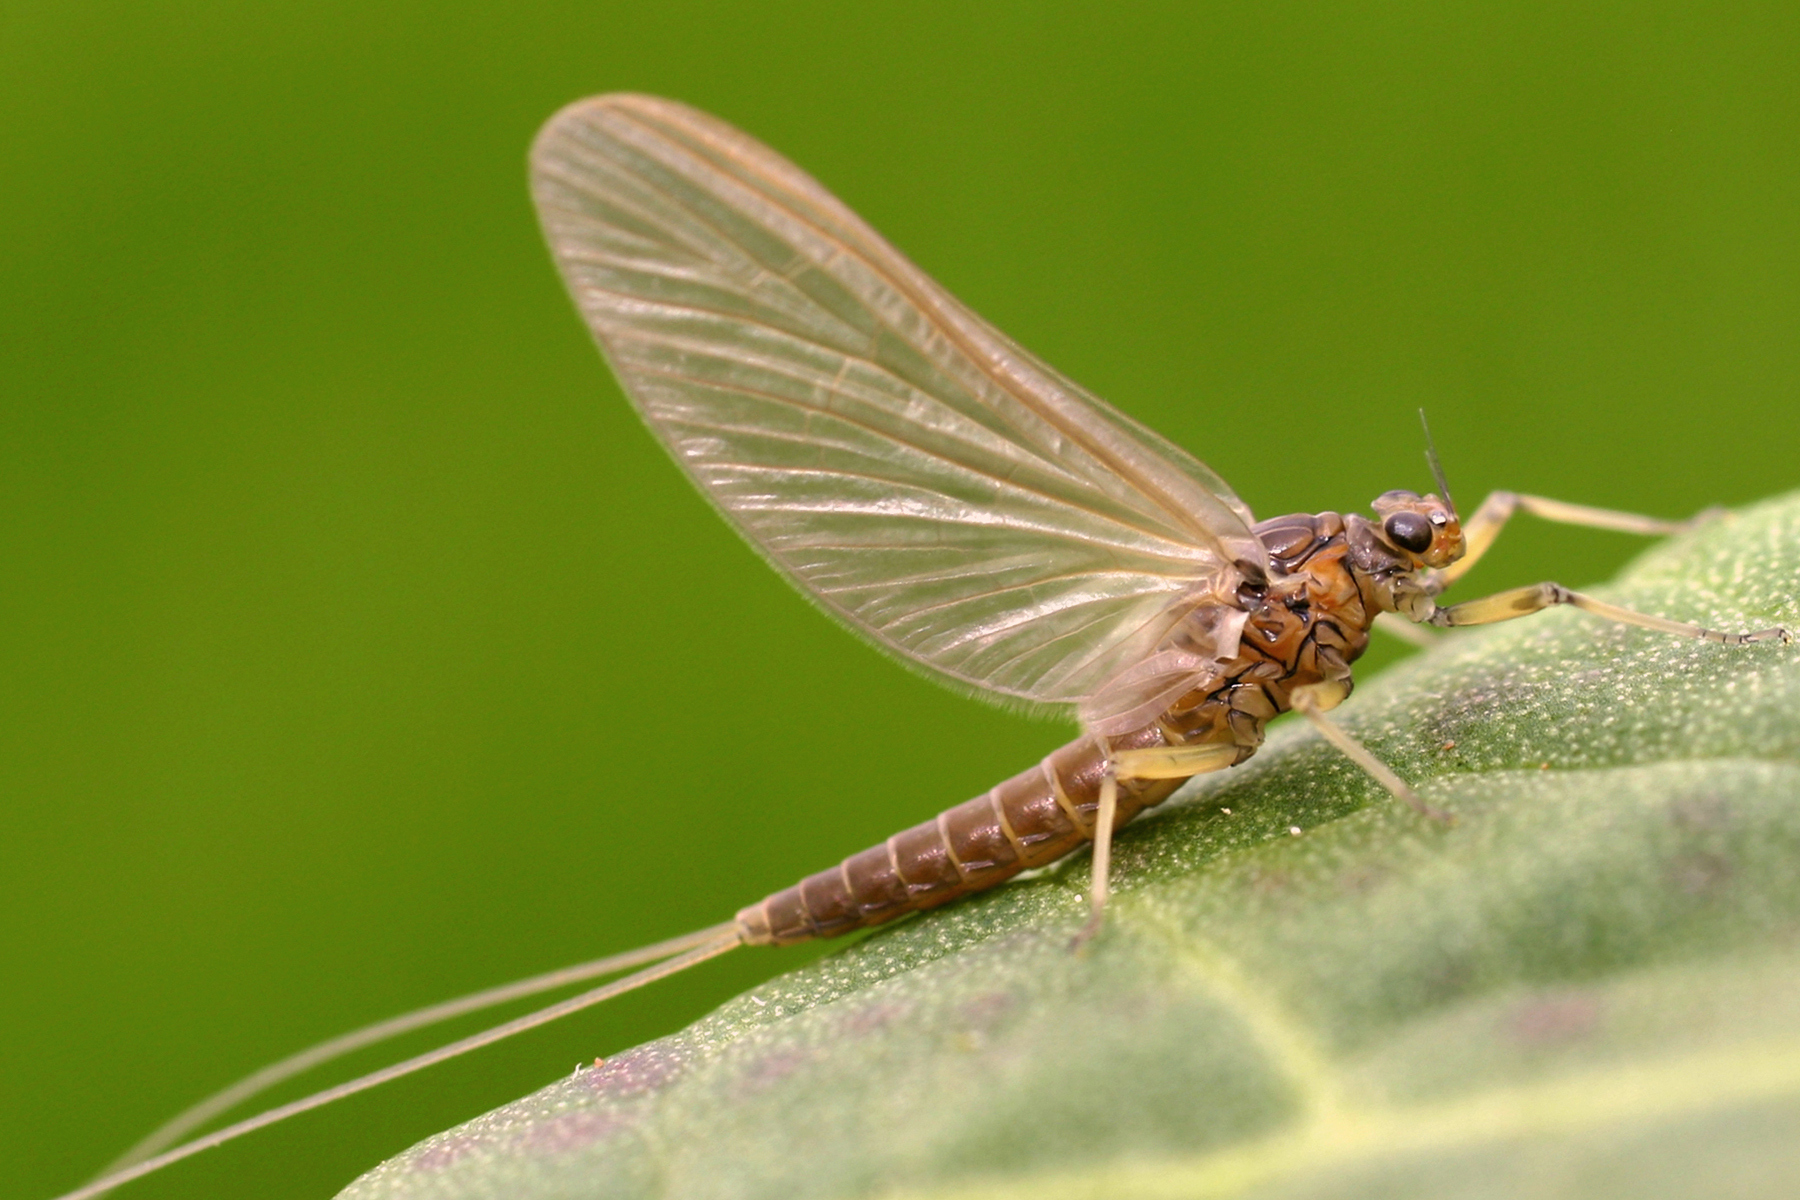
[[531, 94, 1265, 708]]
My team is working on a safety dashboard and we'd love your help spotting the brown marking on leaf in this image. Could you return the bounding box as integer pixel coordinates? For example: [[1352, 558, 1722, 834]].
[[520, 1109, 634, 1155], [738, 1047, 813, 1095], [582, 1045, 689, 1098], [1669, 850, 1733, 897], [1508, 994, 1603, 1047], [409, 1131, 487, 1174], [958, 990, 1018, 1031], [1669, 791, 1733, 833], [842, 1000, 912, 1036]]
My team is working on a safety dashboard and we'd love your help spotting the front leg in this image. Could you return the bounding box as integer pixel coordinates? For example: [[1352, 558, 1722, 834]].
[[1429, 492, 1714, 594], [1429, 581, 1790, 645]]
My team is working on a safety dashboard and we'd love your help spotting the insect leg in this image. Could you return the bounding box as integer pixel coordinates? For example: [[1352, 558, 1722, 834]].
[[1072, 767, 1120, 948], [1290, 685, 1450, 822], [1428, 583, 1791, 645], [1430, 492, 1714, 593], [1074, 741, 1240, 946], [1110, 741, 1241, 780]]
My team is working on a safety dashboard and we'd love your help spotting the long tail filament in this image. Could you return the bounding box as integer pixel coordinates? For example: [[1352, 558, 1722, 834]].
[[59, 924, 742, 1200]]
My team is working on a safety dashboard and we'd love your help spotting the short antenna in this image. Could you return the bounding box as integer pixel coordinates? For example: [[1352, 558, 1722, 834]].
[[1418, 409, 1456, 516]]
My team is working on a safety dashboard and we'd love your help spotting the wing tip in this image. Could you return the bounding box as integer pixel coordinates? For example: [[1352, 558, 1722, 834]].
[[530, 93, 718, 168], [531, 92, 640, 165]]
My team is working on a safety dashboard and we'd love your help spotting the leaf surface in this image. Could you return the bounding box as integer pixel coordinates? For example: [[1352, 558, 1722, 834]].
[[340, 493, 1800, 1200]]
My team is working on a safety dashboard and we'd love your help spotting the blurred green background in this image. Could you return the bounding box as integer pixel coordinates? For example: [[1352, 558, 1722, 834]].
[[4, 3, 1798, 1199]]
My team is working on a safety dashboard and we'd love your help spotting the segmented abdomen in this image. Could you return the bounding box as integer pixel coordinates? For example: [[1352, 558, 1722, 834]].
[[735, 724, 1183, 945]]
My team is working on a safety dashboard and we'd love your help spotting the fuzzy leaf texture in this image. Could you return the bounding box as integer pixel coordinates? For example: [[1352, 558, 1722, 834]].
[[341, 492, 1800, 1200]]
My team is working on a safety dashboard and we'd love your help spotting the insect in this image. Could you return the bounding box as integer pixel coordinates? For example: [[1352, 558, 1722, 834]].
[[55, 94, 1789, 1200]]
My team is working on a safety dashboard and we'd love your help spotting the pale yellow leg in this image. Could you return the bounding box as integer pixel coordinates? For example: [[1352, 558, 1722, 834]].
[[1110, 741, 1241, 780], [1073, 770, 1119, 947], [1430, 491, 1716, 594], [1429, 582, 1791, 646], [1290, 684, 1451, 823], [1074, 741, 1240, 946]]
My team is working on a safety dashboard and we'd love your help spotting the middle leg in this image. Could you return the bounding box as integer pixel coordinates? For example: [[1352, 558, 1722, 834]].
[[1289, 684, 1450, 822]]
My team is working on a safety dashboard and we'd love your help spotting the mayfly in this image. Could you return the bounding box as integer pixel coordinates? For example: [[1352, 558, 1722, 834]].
[[57, 94, 1790, 1200]]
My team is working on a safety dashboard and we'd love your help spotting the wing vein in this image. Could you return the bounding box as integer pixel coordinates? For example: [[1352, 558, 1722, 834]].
[[531, 95, 1264, 711], [602, 103, 1217, 538]]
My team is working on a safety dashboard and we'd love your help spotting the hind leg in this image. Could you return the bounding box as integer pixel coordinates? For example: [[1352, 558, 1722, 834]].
[[1074, 741, 1239, 946]]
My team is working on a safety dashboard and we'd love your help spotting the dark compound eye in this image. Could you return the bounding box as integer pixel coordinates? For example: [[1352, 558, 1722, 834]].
[[1384, 511, 1433, 553]]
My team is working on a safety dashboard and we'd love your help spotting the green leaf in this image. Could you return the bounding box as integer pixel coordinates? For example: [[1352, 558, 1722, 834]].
[[340, 494, 1800, 1200]]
